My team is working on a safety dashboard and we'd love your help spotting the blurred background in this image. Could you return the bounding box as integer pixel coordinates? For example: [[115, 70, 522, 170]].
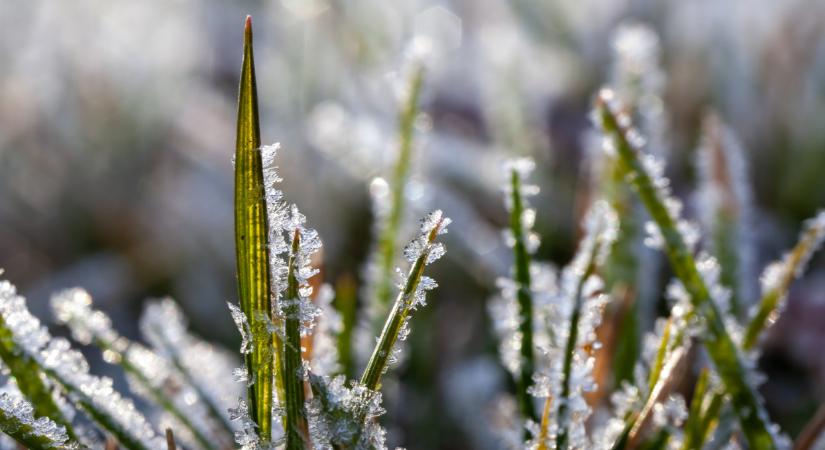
[[1, 0, 825, 448]]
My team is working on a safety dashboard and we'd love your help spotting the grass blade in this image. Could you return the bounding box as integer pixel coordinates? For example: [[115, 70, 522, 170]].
[[0, 281, 165, 450], [51, 289, 220, 450], [0, 390, 72, 448], [743, 210, 825, 350], [595, 89, 780, 449], [554, 200, 618, 449], [361, 210, 449, 390], [234, 15, 277, 441], [506, 160, 539, 425], [0, 320, 78, 443], [282, 230, 310, 449]]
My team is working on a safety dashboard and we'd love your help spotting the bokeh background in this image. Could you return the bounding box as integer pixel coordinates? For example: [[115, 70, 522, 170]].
[[2, 1, 825, 448]]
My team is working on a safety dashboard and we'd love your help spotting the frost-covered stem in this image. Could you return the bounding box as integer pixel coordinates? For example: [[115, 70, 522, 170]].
[[234, 16, 275, 440], [0, 393, 72, 448], [283, 230, 310, 450], [361, 216, 443, 391], [151, 329, 236, 438], [372, 64, 425, 316], [40, 366, 151, 450], [98, 341, 216, 450], [555, 241, 601, 449], [0, 323, 78, 442], [743, 212, 825, 350], [596, 91, 778, 450], [508, 167, 539, 425]]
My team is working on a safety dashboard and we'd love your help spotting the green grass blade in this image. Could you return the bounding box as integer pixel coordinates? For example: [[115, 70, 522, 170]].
[[743, 211, 825, 350], [596, 90, 779, 450], [234, 15, 276, 441], [0, 323, 78, 443], [282, 230, 310, 449], [0, 391, 73, 449], [507, 165, 539, 424], [682, 368, 711, 450], [361, 211, 449, 390]]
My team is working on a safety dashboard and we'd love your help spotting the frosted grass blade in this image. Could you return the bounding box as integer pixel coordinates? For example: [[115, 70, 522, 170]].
[[282, 230, 310, 449], [595, 89, 779, 450], [234, 15, 276, 441]]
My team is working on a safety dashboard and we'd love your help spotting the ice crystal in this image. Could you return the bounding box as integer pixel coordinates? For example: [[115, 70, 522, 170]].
[[307, 374, 387, 449], [519, 200, 618, 450], [0, 380, 69, 449], [0, 281, 165, 449], [652, 394, 687, 428], [228, 302, 254, 354], [261, 143, 324, 332], [141, 298, 241, 427], [310, 284, 343, 376]]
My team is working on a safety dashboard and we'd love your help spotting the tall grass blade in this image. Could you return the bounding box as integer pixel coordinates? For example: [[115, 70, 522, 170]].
[[506, 160, 539, 424], [595, 89, 780, 449], [233, 15, 276, 441]]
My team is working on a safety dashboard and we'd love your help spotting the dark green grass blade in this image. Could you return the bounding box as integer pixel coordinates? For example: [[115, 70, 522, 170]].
[[282, 230, 309, 449], [508, 167, 539, 425], [0, 320, 78, 443], [234, 15, 275, 441], [596, 91, 778, 450]]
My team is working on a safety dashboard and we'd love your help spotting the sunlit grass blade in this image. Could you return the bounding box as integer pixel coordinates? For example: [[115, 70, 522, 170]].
[[743, 210, 825, 350], [234, 15, 277, 441], [0, 323, 78, 442], [51, 289, 219, 450], [506, 161, 539, 425], [361, 210, 449, 390], [0, 391, 72, 449], [282, 230, 310, 449], [595, 89, 779, 449]]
